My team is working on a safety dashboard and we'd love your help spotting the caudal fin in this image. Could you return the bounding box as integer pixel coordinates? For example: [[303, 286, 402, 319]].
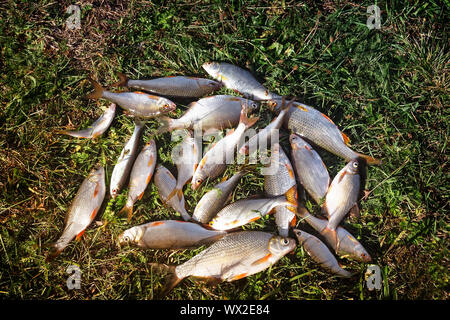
[[85, 78, 104, 99], [167, 187, 183, 202], [119, 204, 134, 222], [239, 105, 259, 129], [356, 153, 382, 166], [111, 72, 129, 88], [156, 116, 177, 134], [149, 263, 182, 299], [322, 226, 339, 253]]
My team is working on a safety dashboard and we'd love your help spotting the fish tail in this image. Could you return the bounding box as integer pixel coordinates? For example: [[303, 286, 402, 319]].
[[85, 77, 104, 99], [356, 153, 382, 166], [239, 105, 259, 129], [166, 186, 182, 202], [119, 204, 134, 222], [156, 116, 176, 134], [149, 263, 182, 298], [280, 96, 297, 112], [112, 72, 129, 87], [197, 232, 226, 246]]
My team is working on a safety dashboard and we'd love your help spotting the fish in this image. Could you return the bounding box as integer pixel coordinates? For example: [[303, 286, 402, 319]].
[[208, 196, 294, 231], [293, 229, 352, 278], [157, 231, 296, 296], [322, 159, 361, 244], [239, 97, 294, 155], [118, 220, 226, 249], [263, 143, 298, 237], [47, 164, 106, 260], [192, 171, 245, 224], [154, 164, 191, 221], [85, 78, 176, 119], [191, 105, 258, 190], [290, 133, 330, 204], [110, 120, 145, 198], [297, 205, 371, 262], [113, 73, 223, 98], [59, 103, 116, 139], [157, 95, 259, 134], [167, 130, 201, 201], [269, 98, 381, 165], [202, 62, 276, 101], [118, 140, 157, 221]]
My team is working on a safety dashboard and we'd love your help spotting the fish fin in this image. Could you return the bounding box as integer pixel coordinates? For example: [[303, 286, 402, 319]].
[[230, 273, 248, 281], [75, 229, 86, 241], [46, 242, 65, 261], [149, 263, 182, 298], [356, 153, 382, 166], [290, 215, 297, 227], [321, 202, 330, 218], [112, 72, 129, 87], [177, 189, 184, 201], [156, 116, 176, 134], [341, 131, 350, 145], [119, 204, 133, 222], [166, 187, 179, 202], [251, 253, 272, 266], [239, 105, 259, 129], [349, 204, 360, 219], [85, 77, 104, 99], [337, 170, 347, 183], [138, 191, 145, 201]]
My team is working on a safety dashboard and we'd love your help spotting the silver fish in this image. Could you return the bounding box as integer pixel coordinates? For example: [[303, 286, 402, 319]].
[[202, 62, 276, 101], [167, 130, 201, 201], [192, 171, 245, 224], [209, 196, 294, 231], [118, 220, 226, 249], [270, 98, 381, 165], [154, 164, 191, 221], [290, 133, 330, 204], [157, 95, 259, 133], [60, 103, 116, 139], [191, 106, 258, 190], [86, 78, 176, 119], [263, 143, 298, 237], [323, 159, 361, 237], [293, 229, 352, 278], [158, 231, 296, 296], [110, 120, 145, 198], [239, 97, 294, 155], [119, 140, 157, 221], [47, 164, 106, 260], [297, 206, 371, 262], [113, 73, 223, 98]]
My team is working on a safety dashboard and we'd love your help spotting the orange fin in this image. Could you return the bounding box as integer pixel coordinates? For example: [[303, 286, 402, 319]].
[[341, 131, 350, 145], [111, 72, 129, 87], [85, 78, 104, 99], [290, 215, 297, 227], [138, 191, 145, 201], [239, 106, 259, 129], [251, 253, 272, 266], [230, 272, 248, 281], [321, 112, 335, 124], [151, 221, 165, 227], [119, 205, 133, 222], [337, 170, 347, 183], [356, 153, 382, 166], [146, 172, 153, 185], [90, 208, 97, 220], [75, 229, 86, 241]]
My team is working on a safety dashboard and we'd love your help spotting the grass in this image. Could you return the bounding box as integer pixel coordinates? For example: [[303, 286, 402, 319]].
[[0, 0, 448, 300]]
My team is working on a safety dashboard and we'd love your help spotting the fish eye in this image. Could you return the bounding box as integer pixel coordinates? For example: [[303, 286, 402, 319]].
[[281, 238, 290, 246], [352, 161, 359, 168], [196, 178, 202, 184]]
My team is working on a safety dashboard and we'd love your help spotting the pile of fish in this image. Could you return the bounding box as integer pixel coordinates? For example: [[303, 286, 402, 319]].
[[49, 62, 381, 296]]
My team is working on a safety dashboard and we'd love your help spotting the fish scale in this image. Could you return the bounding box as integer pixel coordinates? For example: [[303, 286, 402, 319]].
[[175, 231, 296, 281], [263, 143, 296, 196], [270, 99, 381, 165]]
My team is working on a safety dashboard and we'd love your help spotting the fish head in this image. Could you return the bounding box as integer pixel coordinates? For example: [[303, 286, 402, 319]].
[[110, 187, 119, 199], [292, 229, 308, 245], [289, 133, 307, 149], [158, 98, 177, 114], [191, 174, 205, 191], [88, 164, 105, 182], [355, 244, 372, 262], [346, 159, 360, 175], [118, 226, 143, 246], [268, 235, 297, 256], [204, 79, 223, 90]]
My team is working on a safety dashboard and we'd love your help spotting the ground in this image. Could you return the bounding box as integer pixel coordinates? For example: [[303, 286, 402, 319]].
[[0, 0, 448, 300]]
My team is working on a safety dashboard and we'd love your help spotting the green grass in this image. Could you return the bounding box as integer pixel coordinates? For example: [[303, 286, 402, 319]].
[[0, 0, 448, 300]]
